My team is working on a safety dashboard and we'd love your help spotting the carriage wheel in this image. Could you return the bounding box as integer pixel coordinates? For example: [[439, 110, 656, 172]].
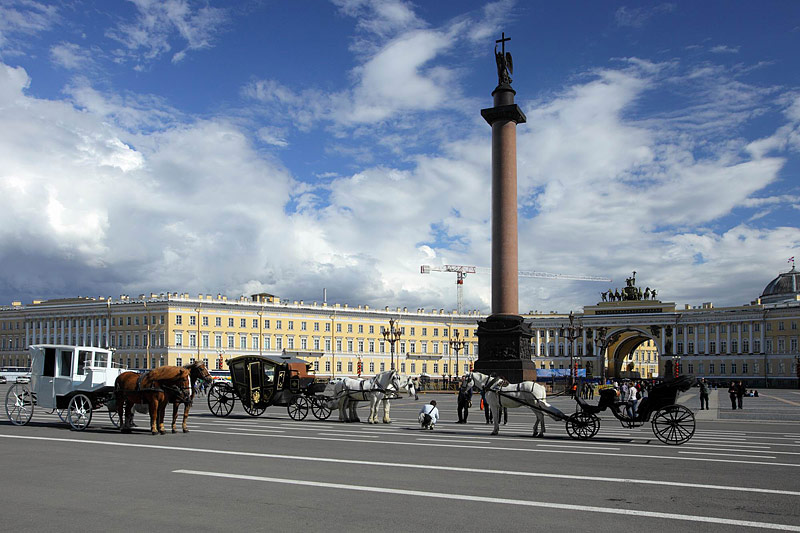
[[56, 409, 68, 423], [287, 396, 309, 420], [566, 412, 600, 440], [652, 404, 695, 445], [108, 408, 120, 429], [67, 394, 93, 431], [242, 401, 266, 417], [207, 383, 235, 417], [311, 397, 332, 420], [5, 384, 34, 426]]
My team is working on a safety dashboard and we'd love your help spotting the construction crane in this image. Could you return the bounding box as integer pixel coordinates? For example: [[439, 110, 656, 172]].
[[420, 264, 611, 314]]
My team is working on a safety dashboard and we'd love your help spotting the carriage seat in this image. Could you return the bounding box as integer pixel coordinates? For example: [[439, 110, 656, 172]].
[[575, 395, 604, 415]]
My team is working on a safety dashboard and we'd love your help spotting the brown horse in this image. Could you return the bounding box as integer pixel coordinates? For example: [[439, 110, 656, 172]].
[[115, 366, 191, 435], [169, 362, 213, 433]]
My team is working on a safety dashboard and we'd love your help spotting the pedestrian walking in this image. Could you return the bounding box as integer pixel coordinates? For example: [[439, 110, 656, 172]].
[[699, 377, 710, 410], [418, 400, 439, 430], [456, 377, 472, 423], [624, 381, 637, 419], [728, 381, 737, 409], [736, 380, 745, 409]]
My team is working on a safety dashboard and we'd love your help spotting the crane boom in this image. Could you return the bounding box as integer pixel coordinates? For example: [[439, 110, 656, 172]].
[[420, 264, 611, 314]]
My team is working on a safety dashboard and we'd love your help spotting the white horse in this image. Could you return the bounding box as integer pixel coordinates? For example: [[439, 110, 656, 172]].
[[334, 370, 400, 423], [368, 374, 414, 424], [467, 371, 562, 437]]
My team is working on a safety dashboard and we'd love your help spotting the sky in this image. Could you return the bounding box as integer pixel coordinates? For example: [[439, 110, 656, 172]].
[[0, 0, 799, 314]]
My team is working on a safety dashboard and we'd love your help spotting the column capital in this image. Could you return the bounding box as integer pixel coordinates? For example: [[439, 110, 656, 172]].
[[481, 104, 527, 125]]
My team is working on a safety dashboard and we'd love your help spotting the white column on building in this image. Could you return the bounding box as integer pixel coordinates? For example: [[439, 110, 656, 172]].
[[90, 317, 95, 347], [83, 317, 88, 346], [705, 324, 710, 355], [726, 322, 731, 355], [683, 324, 688, 355], [25, 321, 30, 348], [760, 322, 765, 354], [693, 323, 698, 355], [32, 320, 37, 345], [581, 328, 587, 357], [544, 329, 550, 357], [67, 318, 72, 345], [737, 322, 742, 354], [749, 321, 754, 354]]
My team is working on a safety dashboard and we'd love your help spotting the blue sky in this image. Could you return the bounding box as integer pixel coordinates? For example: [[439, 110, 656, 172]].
[[0, 0, 798, 313]]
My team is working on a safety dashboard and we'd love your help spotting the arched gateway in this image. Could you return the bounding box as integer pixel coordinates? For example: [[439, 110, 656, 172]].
[[525, 268, 800, 387]]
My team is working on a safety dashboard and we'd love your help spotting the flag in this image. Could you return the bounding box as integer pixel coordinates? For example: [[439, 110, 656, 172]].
[[790, 257, 795, 263]]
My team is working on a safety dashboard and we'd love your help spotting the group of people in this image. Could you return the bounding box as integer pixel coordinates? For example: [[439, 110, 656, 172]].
[[419, 375, 507, 429], [619, 380, 644, 419], [727, 380, 748, 410]]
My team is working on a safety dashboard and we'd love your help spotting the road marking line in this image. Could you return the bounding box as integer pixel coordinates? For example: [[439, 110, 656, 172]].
[[172, 469, 800, 531], [226, 427, 285, 433], [678, 451, 777, 459], [416, 438, 492, 444], [188, 429, 800, 468], [4, 432, 800, 486], [318, 432, 379, 438], [535, 443, 621, 451]]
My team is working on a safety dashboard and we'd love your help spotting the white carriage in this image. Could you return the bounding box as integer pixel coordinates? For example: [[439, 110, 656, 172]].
[[4, 345, 126, 430]]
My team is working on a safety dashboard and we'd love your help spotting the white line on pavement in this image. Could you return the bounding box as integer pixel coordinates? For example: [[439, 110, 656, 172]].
[[416, 438, 492, 444], [318, 433, 380, 438], [172, 469, 800, 531], [2, 434, 799, 496], [678, 451, 777, 459]]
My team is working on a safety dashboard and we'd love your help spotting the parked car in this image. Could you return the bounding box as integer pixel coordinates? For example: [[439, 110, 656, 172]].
[[15, 375, 30, 384], [0, 375, 7, 384]]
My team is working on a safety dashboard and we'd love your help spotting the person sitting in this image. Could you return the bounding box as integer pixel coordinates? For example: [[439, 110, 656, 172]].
[[418, 400, 439, 430]]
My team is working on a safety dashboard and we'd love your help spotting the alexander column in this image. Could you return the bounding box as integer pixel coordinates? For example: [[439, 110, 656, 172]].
[[474, 33, 536, 383]]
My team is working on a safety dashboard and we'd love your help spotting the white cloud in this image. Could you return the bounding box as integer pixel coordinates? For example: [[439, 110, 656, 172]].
[[333, 0, 423, 40], [710, 44, 740, 54], [0, 1, 59, 49], [257, 126, 289, 148], [50, 42, 93, 70], [615, 4, 676, 28], [105, 0, 228, 65]]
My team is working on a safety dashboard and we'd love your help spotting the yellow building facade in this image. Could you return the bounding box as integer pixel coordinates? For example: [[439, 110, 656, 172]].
[[0, 292, 481, 380], [1, 267, 798, 386]]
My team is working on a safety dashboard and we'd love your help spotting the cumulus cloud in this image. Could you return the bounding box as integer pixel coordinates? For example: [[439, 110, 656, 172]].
[[1, 0, 799, 315]]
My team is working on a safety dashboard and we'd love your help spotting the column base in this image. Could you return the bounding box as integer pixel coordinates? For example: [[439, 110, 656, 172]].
[[475, 314, 537, 383]]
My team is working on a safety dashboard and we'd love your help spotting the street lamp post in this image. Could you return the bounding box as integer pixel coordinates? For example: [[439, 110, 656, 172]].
[[448, 329, 467, 379], [597, 327, 609, 383], [562, 311, 583, 392], [382, 318, 402, 371]]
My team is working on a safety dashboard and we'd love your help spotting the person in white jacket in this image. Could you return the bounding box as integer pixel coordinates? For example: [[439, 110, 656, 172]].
[[418, 400, 439, 430]]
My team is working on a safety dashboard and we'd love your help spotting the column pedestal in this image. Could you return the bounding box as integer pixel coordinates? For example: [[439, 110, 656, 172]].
[[475, 314, 537, 382]]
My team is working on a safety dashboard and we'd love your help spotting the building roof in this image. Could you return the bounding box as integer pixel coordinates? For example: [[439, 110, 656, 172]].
[[760, 267, 799, 304]]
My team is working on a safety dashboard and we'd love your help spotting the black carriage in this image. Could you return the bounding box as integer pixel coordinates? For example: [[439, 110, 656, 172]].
[[565, 375, 696, 445], [206, 354, 331, 420]]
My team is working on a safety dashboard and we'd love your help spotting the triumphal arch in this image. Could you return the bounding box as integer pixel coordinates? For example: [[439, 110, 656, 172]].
[[525, 269, 800, 387]]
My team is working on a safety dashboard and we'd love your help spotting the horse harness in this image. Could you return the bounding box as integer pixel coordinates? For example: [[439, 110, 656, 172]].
[[483, 378, 545, 410], [130, 372, 193, 404]]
